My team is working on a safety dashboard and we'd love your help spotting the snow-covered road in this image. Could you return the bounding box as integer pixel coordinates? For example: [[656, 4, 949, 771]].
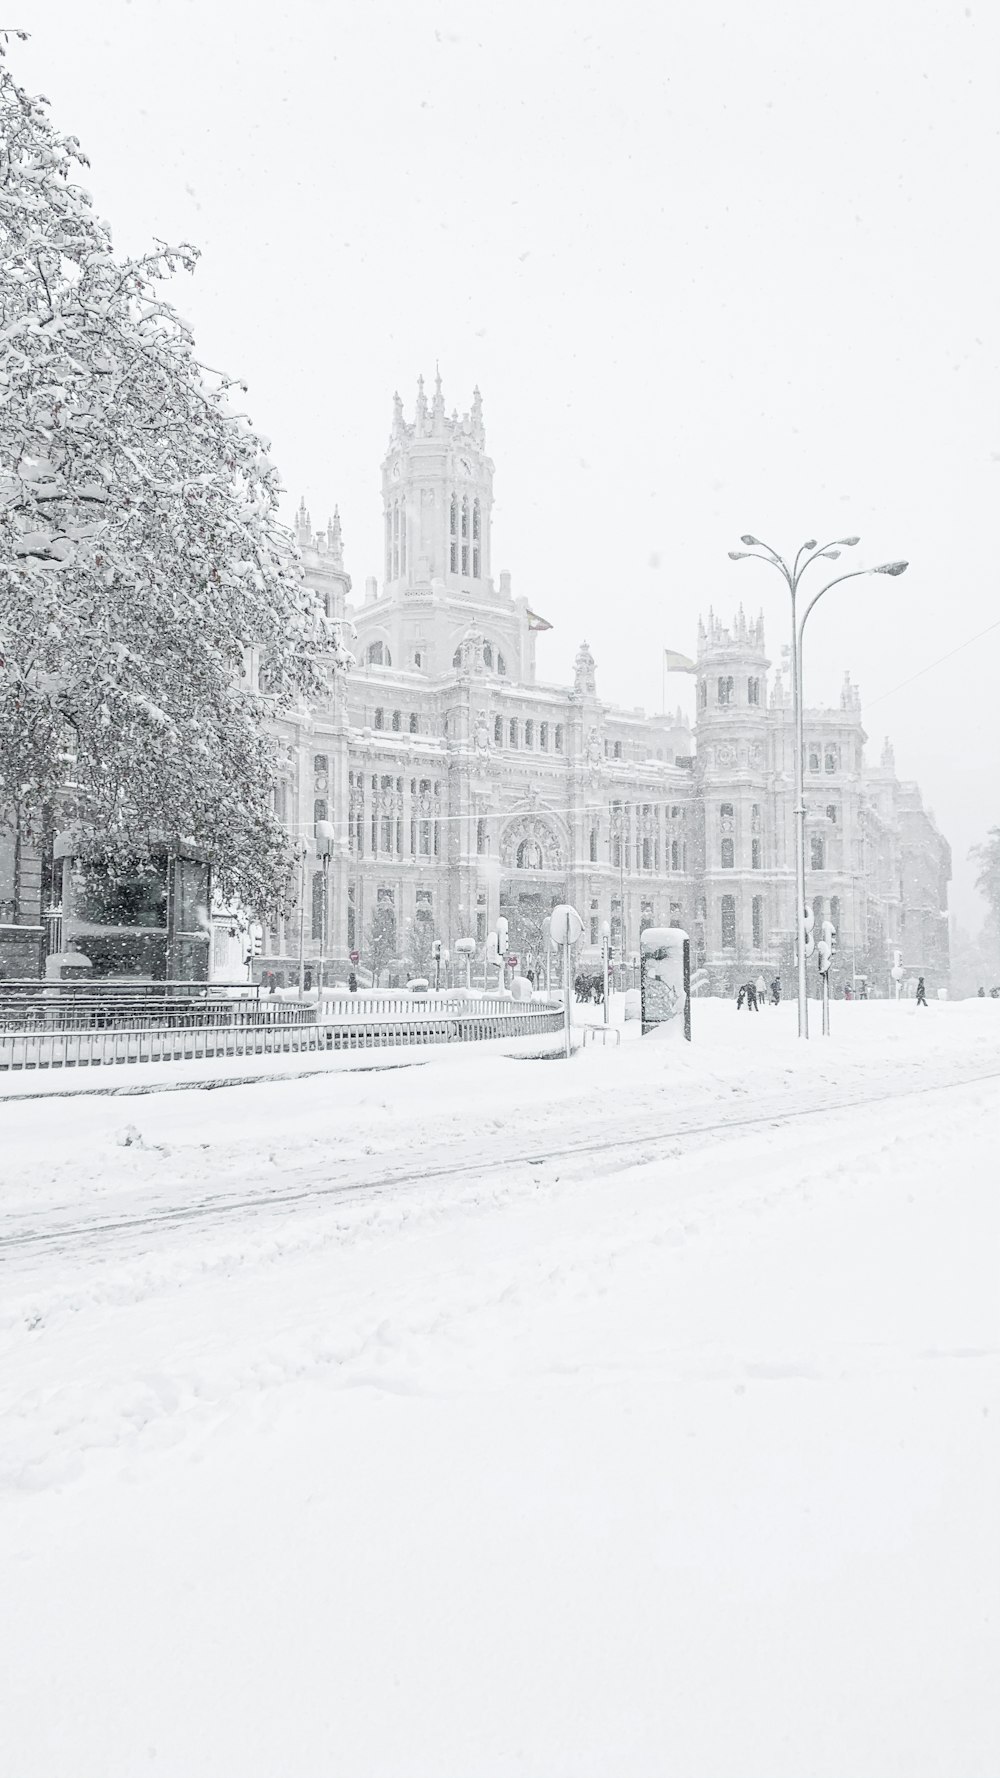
[[2, 1000, 999, 1776]]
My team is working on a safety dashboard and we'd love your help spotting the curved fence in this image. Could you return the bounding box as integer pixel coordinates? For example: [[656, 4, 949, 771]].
[[0, 1002, 564, 1073]]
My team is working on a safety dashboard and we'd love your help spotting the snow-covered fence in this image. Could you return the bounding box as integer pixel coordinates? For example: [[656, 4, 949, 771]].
[[0, 1003, 564, 1072]]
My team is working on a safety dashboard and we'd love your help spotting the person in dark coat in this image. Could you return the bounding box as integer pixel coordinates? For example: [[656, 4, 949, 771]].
[[746, 982, 759, 1011], [736, 984, 747, 1011], [916, 976, 928, 1006], [770, 977, 781, 1005]]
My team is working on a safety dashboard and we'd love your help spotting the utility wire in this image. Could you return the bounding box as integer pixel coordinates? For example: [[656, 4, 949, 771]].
[[866, 618, 1000, 710]]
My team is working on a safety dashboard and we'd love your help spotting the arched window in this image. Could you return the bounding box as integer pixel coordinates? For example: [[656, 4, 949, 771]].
[[525, 719, 534, 747], [825, 746, 838, 774], [748, 677, 760, 706], [472, 499, 481, 540], [613, 741, 623, 760], [453, 646, 462, 668], [449, 495, 459, 573], [698, 680, 708, 710], [472, 499, 481, 577], [494, 715, 503, 746], [752, 838, 762, 870], [540, 721, 549, 749], [808, 744, 820, 772], [461, 497, 470, 574], [590, 828, 598, 863], [554, 724, 564, 752], [374, 708, 384, 730], [810, 834, 825, 871], [391, 710, 401, 731], [497, 652, 507, 677], [752, 895, 763, 949], [721, 895, 736, 950], [720, 802, 734, 823], [718, 676, 734, 706], [483, 641, 493, 668], [671, 838, 680, 871], [367, 640, 390, 667], [313, 798, 327, 833], [517, 837, 544, 870], [409, 712, 418, 734], [313, 754, 328, 776], [721, 837, 734, 869], [509, 719, 518, 748]]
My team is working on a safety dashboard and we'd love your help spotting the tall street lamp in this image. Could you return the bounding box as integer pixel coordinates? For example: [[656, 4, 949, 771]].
[[728, 537, 907, 1039]]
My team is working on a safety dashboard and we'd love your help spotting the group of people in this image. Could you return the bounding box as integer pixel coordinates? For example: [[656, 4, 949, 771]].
[[736, 975, 781, 1011]]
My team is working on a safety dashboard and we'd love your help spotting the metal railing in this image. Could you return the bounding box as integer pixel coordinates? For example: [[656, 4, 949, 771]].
[[0, 1003, 564, 1073]]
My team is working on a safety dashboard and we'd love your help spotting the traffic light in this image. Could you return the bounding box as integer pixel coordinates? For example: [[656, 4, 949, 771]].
[[251, 924, 263, 957], [432, 939, 442, 960], [801, 904, 815, 958], [817, 919, 836, 975]]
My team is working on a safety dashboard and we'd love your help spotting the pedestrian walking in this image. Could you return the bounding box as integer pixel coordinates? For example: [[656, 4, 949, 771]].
[[746, 982, 759, 1012], [770, 977, 781, 1006], [916, 976, 928, 1007], [736, 984, 747, 1011], [755, 973, 767, 1006]]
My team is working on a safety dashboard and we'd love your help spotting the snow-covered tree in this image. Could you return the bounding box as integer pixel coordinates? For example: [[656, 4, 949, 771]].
[[0, 37, 350, 916], [365, 904, 396, 988], [971, 827, 1000, 939]]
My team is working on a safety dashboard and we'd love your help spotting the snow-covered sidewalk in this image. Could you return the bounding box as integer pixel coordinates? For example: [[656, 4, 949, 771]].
[[1, 1000, 998, 1776]]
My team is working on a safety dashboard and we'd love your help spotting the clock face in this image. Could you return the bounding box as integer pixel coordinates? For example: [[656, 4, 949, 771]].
[[459, 456, 472, 477]]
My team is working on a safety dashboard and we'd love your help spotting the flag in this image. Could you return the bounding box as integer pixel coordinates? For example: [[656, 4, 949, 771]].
[[527, 610, 552, 632], [664, 648, 696, 673]]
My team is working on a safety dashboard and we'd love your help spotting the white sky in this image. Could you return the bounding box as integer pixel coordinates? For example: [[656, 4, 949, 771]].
[[13, 0, 1000, 926]]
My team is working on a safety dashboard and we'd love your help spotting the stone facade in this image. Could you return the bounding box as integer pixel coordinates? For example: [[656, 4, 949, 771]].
[[254, 378, 951, 996]]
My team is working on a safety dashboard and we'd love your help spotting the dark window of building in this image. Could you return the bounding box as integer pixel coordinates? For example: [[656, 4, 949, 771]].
[[748, 677, 760, 706], [811, 834, 825, 871], [391, 710, 401, 731], [313, 754, 328, 775], [721, 837, 734, 869], [826, 803, 837, 823], [752, 837, 762, 870], [494, 715, 503, 746], [721, 895, 736, 950], [554, 724, 564, 752], [374, 708, 384, 729], [825, 746, 838, 774], [589, 828, 598, 863], [808, 745, 820, 772], [540, 721, 549, 750], [313, 798, 327, 834], [477, 818, 488, 855], [409, 712, 418, 734], [718, 676, 734, 706], [509, 719, 518, 748], [525, 719, 534, 748]]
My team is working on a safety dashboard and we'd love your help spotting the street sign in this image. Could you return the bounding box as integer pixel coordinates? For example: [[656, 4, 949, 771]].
[[507, 954, 518, 967], [549, 904, 583, 946], [349, 950, 360, 964]]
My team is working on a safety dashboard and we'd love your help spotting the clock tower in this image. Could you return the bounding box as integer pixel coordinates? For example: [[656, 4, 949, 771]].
[[381, 370, 494, 597]]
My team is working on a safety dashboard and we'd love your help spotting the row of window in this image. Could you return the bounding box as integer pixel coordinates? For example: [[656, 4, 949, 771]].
[[699, 675, 763, 710], [716, 892, 842, 952], [494, 716, 564, 752], [344, 884, 436, 952], [449, 494, 482, 578], [372, 708, 420, 733]]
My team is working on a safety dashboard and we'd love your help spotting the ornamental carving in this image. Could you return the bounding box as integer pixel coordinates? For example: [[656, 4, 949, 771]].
[[501, 814, 564, 872]]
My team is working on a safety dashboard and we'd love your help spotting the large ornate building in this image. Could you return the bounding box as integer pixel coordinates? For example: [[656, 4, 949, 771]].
[[227, 375, 950, 996]]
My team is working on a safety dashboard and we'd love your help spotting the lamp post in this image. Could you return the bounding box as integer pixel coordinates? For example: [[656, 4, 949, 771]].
[[728, 537, 907, 1038]]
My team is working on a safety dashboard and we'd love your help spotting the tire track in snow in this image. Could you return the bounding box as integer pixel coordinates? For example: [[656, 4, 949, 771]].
[[3, 1062, 999, 1260]]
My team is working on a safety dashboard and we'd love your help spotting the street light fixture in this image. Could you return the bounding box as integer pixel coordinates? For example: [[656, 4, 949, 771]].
[[729, 537, 908, 1038]]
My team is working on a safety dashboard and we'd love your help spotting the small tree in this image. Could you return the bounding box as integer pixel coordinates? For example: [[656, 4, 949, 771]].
[[365, 904, 396, 987], [0, 39, 350, 918], [971, 827, 1000, 938], [404, 914, 435, 982]]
